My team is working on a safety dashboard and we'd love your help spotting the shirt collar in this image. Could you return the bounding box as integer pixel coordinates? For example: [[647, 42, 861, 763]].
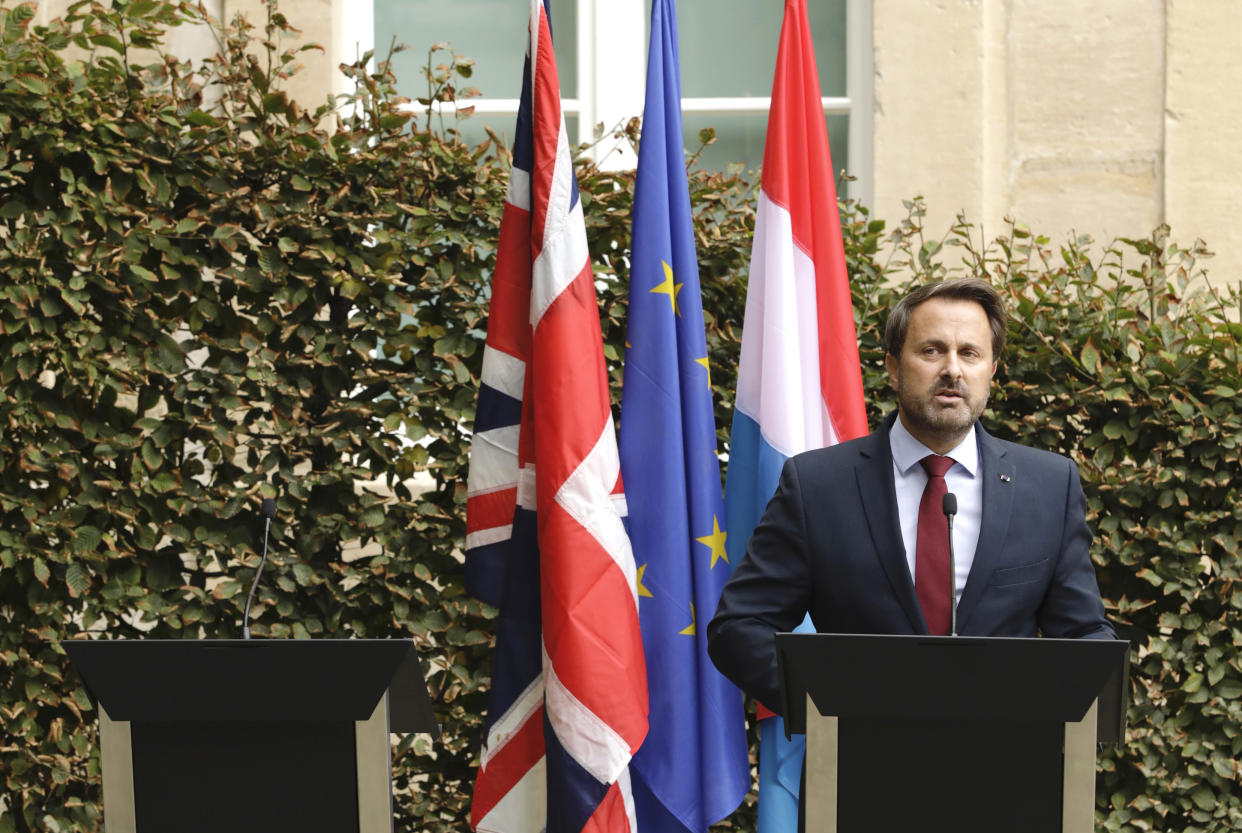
[[889, 413, 980, 477]]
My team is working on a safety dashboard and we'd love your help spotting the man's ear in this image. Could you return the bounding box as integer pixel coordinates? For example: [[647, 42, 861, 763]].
[[990, 361, 998, 380], [885, 353, 899, 391]]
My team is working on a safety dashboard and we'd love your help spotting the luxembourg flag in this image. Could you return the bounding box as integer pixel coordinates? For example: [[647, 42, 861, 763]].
[[720, 0, 868, 830]]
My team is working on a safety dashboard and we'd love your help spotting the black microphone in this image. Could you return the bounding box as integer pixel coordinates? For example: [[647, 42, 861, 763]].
[[942, 493, 958, 636], [242, 498, 277, 639]]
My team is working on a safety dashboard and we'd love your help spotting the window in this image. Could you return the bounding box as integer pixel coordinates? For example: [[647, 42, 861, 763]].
[[348, 0, 871, 203]]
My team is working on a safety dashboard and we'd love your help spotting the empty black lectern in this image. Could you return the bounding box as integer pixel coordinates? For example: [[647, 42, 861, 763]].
[[65, 640, 437, 833], [776, 633, 1129, 833]]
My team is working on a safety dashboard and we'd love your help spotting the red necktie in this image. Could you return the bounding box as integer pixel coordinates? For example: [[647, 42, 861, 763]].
[[916, 455, 955, 635]]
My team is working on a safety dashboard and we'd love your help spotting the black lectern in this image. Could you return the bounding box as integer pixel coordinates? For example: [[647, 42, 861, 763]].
[[776, 634, 1128, 833], [65, 640, 437, 833]]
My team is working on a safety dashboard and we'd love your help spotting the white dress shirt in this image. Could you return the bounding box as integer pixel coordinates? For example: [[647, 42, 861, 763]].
[[889, 417, 984, 603]]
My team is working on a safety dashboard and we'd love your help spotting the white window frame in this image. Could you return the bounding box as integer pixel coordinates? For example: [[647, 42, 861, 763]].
[[337, 0, 871, 204]]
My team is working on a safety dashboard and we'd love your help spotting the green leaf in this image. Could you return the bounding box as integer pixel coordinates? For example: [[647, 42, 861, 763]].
[[379, 113, 411, 131], [130, 264, 159, 282], [259, 247, 284, 274], [125, 0, 159, 17], [185, 110, 217, 127], [292, 563, 314, 585], [74, 526, 102, 552], [150, 472, 178, 493], [16, 354, 36, 380], [214, 579, 242, 600], [155, 334, 185, 371], [262, 92, 288, 114], [88, 33, 126, 53], [1215, 679, 1242, 699], [65, 562, 90, 596], [140, 440, 161, 471], [1081, 341, 1100, 373], [15, 74, 48, 94]]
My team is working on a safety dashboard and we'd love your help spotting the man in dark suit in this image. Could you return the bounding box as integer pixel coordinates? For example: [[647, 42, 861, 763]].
[[707, 277, 1114, 712]]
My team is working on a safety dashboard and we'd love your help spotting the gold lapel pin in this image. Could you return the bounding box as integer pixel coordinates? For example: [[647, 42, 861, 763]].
[[1000, 473, 1012, 482]]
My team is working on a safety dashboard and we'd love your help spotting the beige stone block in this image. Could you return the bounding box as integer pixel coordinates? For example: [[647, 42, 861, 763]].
[[1165, 0, 1242, 289], [874, 0, 1173, 265], [1009, 0, 1164, 159], [1010, 155, 1160, 244], [873, 0, 987, 238], [1005, 0, 1164, 249]]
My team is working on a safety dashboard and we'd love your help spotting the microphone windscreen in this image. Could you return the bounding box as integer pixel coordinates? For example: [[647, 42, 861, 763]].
[[942, 493, 958, 517], [261, 498, 277, 519]]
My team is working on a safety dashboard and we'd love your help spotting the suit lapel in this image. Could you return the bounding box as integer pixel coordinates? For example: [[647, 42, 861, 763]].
[[956, 426, 1016, 631], [855, 419, 926, 633]]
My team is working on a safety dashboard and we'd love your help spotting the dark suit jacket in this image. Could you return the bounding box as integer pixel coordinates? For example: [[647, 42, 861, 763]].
[[707, 415, 1116, 712]]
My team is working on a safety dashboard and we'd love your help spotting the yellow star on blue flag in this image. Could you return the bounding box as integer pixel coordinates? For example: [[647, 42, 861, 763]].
[[696, 516, 728, 569], [695, 355, 711, 388], [636, 563, 654, 598], [679, 603, 696, 636], [650, 260, 683, 316]]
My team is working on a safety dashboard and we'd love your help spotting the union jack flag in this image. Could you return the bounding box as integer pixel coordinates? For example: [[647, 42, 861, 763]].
[[466, 2, 649, 831]]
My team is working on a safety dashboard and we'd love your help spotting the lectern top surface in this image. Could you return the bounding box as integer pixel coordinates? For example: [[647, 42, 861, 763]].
[[63, 638, 435, 731], [776, 633, 1128, 738]]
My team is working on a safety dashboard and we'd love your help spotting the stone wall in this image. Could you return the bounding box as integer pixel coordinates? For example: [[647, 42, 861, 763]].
[[874, 0, 1241, 287], [22, 0, 1242, 287]]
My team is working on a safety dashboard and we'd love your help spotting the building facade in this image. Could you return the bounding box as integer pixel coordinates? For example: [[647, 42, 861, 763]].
[[27, 0, 1242, 287]]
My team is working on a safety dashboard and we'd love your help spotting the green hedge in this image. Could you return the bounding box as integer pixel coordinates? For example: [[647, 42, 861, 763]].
[[1, 3, 1240, 832]]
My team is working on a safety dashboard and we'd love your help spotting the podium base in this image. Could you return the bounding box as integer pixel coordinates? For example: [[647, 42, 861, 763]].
[[836, 718, 1062, 833], [132, 720, 360, 833], [806, 702, 1100, 833]]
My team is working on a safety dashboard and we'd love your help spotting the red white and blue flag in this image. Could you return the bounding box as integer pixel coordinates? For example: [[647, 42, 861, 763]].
[[466, 2, 649, 832], [721, 1, 868, 830]]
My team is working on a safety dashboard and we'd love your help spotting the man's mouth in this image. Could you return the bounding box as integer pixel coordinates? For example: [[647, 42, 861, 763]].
[[934, 388, 964, 403]]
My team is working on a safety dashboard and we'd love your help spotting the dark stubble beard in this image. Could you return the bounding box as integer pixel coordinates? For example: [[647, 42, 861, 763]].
[[895, 372, 989, 447]]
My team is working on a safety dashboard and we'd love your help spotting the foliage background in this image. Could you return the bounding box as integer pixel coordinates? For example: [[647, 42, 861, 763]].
[[1, 3, 1240, 832]]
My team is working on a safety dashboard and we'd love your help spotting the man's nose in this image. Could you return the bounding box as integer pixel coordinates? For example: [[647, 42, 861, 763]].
[[941, 351, 964, 380]]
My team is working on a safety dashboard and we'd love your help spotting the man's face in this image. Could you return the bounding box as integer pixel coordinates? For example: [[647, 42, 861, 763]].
[[885, 297, 997, 454]]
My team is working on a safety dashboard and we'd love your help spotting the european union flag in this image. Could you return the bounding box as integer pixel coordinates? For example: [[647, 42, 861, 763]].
[[618, 1, 750, 831]]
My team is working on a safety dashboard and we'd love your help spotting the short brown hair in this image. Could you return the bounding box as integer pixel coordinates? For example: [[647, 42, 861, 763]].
[[884, 278, 1007, 359]]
